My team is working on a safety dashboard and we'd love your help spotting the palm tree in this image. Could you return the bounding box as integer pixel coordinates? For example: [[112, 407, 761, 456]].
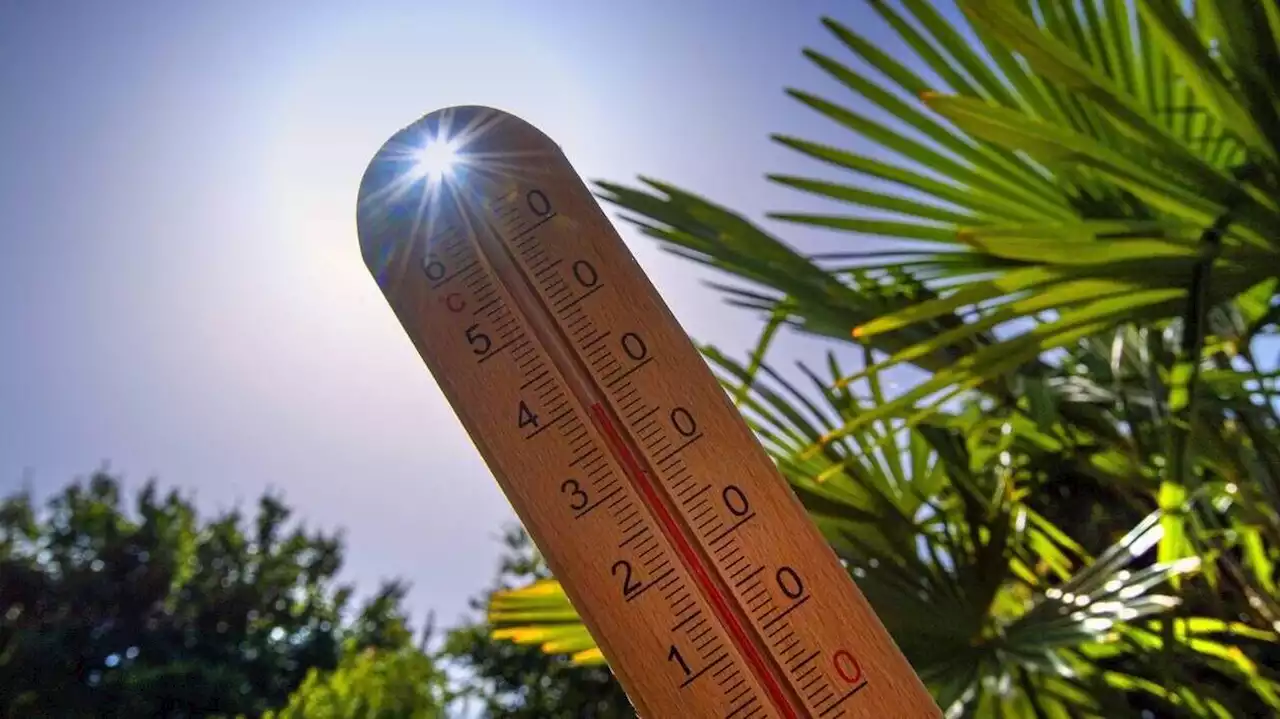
[[481, 0, 1280, 715]]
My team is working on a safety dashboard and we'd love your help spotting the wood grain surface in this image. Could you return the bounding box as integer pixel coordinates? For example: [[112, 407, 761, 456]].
[[356, 106, 941, 719]]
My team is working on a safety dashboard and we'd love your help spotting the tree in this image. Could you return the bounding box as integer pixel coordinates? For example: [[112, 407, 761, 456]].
[[472, 0, 1280, 716], [442, 526, 633, 718], [0, 470, 428, 718], [261, 641, 446, 719]]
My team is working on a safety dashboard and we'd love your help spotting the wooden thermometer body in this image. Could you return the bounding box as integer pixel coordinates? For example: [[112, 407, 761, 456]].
[[355, 106, 940, 719]]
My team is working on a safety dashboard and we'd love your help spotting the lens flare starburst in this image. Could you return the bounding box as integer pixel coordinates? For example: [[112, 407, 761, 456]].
[[356, 107, 560, 292], [411, 140, 460, 180]]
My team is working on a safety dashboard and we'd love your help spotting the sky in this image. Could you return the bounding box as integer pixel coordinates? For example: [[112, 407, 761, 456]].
[[0, 0, 944, 628]]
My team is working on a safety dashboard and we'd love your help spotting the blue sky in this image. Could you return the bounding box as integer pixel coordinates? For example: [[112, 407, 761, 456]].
[[1, 0, 946, 626]]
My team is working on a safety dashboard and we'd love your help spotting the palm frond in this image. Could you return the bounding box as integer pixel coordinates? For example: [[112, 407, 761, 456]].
[[484, 356, 1279, 715], [526, 1, 1280, 714]]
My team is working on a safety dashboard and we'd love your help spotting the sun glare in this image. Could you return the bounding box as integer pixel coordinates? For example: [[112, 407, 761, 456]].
[[412, 140, 460, 180]]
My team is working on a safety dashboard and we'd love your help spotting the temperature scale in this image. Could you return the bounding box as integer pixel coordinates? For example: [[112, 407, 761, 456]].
[[355, 106, 940, 718]]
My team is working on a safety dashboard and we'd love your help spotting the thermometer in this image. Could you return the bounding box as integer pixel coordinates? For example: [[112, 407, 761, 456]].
[[355, 106, 940, 718]]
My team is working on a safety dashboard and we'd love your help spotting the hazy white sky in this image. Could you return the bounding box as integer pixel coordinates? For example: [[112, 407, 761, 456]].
[[1, 0, 938, 626]]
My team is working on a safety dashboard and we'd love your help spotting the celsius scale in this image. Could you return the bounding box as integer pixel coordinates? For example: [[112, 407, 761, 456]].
[[356, 106, 940, 718]]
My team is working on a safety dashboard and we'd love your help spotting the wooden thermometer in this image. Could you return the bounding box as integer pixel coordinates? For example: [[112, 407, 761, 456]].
[[355, 106, 940, 719]]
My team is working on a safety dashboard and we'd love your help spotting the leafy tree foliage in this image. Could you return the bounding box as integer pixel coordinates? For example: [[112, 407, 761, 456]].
[[261, 641, 446, 719], [442, 526, 633, 718], [0, 470, 423, 718]]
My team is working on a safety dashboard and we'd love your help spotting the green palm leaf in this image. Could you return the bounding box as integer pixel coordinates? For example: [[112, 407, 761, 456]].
[[502, 1, 1280, 715], [484, 354, 1276, 715], [599, 0, 1279, 457]]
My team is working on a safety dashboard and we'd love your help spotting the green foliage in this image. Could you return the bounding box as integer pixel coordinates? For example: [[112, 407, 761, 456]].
[[261, 641, 446, 719], [0, 471, 424, 718], [481, 0, 1280, 716], [491, 359, 1279, 715], [442, 526, 634, 718]]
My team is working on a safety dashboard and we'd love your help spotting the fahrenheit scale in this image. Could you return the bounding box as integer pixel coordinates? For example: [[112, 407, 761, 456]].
[[356, 106, 940, 718]]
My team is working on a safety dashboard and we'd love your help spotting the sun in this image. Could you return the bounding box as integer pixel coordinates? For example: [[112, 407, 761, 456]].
[[411, 139, 460, 180]]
